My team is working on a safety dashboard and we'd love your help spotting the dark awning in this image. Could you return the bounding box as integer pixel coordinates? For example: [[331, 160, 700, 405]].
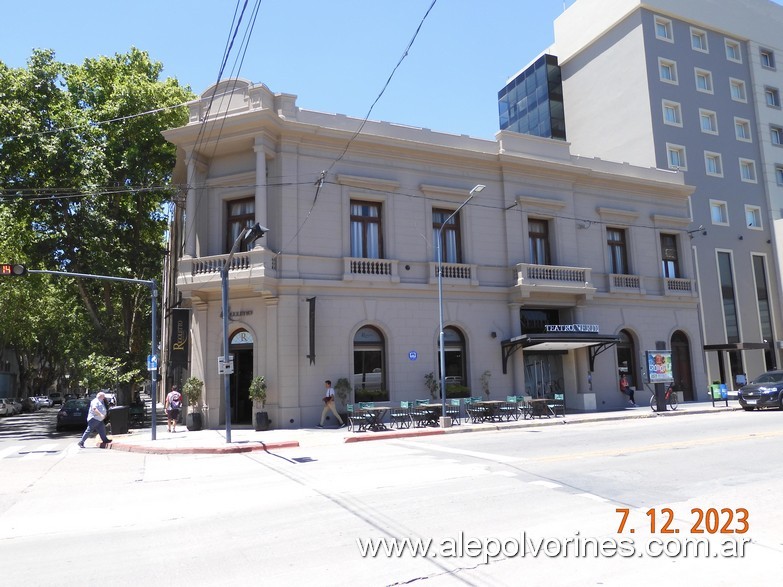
[[501, 333, 620, 374]]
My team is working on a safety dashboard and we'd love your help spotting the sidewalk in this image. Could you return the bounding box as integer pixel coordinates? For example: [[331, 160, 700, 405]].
[[107, 400, 742, 455]]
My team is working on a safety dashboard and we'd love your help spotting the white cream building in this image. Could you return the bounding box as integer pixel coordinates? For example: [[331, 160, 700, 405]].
[[163, 79, 704, 430]]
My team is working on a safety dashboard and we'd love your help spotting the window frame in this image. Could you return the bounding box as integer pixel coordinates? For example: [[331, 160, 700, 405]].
[[745, 205, 762, 230], [658, 58, 678, 84], [704, 151, 724, 177], [694, 68, 714, 94], [739, 158, 757, 183], [734, 117, 752, 142], [690, 27, 709, 53], [660, 233, 680, 279], [350, 199, 384, 259], [432, 207, 463, 264], [729, 78, 747, 102], [770, 125, 783, 146], [699, 109, 718, 135], [710, 199, 729, 225], [760, 48, 776, 70], [775, 164, 783, 186], [225, 196, 256, 254], [662, 100, 683, 127], [654, 16, 674, 42], [607, 227, 629, 275], [528, 217, 551, 266], [725, 39, 742, 63], [666, 143, 687, 170], [765, 86, 781, 108]]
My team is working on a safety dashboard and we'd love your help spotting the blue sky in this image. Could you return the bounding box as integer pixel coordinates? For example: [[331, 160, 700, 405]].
[[2, 0, 572, 139]]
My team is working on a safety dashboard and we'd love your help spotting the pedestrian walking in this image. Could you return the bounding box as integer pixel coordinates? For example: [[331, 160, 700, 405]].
[[620, 373, 636, 406], [78, 391, 112, 448], [165, 386, 183, 433], [317, 380, 346, 428]]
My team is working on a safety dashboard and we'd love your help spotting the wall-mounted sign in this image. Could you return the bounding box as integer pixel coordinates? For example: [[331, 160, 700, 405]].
[[544, 324, 599, 333], [409, 351, 418, 361]]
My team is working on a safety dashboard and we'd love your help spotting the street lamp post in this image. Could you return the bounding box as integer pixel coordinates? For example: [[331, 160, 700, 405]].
[[221, 223, 268, 443], [438, 184, 485, 427]]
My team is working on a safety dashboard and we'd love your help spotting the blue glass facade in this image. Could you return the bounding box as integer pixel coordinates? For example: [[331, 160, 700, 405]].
[[498, 54, 566, 140]]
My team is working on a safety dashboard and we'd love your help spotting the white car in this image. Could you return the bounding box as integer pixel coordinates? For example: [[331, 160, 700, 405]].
[[0, 400, 9, 416], [35, 396, 53, 408]]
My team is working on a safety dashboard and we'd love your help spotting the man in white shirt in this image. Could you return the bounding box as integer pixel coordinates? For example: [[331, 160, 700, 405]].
[[78, 391, 112, 448], [317, 380, 346, 428]]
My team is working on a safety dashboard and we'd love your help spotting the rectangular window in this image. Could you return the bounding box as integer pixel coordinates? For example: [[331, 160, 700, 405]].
[[745, 206, 762, 229], [667, 144, 687, 170], [226, 197, 255, 253], [739, 159, 757, 183], [771, 125, 783, 145], [717, 252, 739, 343], [655, 16, 673, 42], [691, 28, 708, 52], [661, 234, 680, 278], [695, 68, 713, 93], [662, 101, 682, 126], [753, 256, 774, 360], [734, 118, 752, 142], [725, 39, 742, 62], [432, 208, 463, 264], [528, 218, 550, 265], [700, 109, 718, 134], [659, 58, 678, 83], [710, 200, 729, 225], [350, 200, 383, 258], [761, 49, 775, 69], [730, 78, 747, 102], [705, 152, 723, 177], [775, 165, 783, 185], [765, 87, 781, 107], [607, 228, 628, 275]]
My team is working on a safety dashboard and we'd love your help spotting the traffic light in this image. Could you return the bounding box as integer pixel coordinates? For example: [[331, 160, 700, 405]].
[[0, 263, 27, 276]]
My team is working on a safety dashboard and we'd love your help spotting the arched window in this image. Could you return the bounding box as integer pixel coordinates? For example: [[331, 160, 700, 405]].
[[440, 326, 467, 390], [353, 326, 387, 402], [616, 329, 637, 388]]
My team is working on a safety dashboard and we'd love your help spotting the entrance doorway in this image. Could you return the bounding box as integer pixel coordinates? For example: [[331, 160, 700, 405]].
[[671, 330, 694, 401], [229, 339, 253, 425], [524, 353, 564, 397]]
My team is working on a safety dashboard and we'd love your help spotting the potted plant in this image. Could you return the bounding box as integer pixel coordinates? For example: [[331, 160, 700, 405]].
[[248, 375, 269, 431], [424, 372, 440, 400], [480, 370, 491, 398], [334, 377, 352, 421], [182, 376, 204, 431]]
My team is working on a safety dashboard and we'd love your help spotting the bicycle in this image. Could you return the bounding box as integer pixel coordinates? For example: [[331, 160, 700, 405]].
[[650, 383, 678, 411]]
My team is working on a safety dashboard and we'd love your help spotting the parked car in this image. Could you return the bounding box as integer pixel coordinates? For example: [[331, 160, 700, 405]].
[[738, 370, 783, 410], [9, 398, 23, 414], [56, 399, 90, 431], [0, 400, 9, 416], [49, 393, 63, 406], [36, 396, 53, 408], [19, 397, 39, 412]]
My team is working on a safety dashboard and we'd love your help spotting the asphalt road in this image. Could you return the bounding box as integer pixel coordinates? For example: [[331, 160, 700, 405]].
[[1, 409, 781, 586]]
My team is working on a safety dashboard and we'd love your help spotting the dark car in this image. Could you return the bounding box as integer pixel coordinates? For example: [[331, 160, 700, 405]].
[[56, 399, 90, 431], [738, 370, 783, 411], [49, 392, 64, 406]]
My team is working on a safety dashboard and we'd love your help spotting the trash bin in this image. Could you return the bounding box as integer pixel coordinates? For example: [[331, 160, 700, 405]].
[[108, 406, 129, 435]]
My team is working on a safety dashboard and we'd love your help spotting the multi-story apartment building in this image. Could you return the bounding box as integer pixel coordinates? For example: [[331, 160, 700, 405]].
[[162, 79, 703, 430], [503, 0, 783, 391]]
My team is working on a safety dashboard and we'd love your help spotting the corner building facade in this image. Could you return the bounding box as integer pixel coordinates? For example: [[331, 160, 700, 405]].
[[163, 80, 704, 430]]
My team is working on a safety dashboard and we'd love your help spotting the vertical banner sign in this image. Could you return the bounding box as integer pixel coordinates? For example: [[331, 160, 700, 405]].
[[646, 350, 673, 383], [170, 308, 191, 366], [307, 297, 316, 365]]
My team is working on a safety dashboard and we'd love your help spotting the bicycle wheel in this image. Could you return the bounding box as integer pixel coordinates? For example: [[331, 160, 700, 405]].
[[650, 394, 658, 412], [668, 392, 678, 411]]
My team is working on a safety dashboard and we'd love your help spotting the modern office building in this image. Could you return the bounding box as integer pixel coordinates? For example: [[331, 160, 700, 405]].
[[504, 0, 783, 389], [162, 79, 704, 430]]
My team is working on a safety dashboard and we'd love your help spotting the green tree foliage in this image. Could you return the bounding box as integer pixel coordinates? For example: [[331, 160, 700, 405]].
[[0, 48, 194, 395]]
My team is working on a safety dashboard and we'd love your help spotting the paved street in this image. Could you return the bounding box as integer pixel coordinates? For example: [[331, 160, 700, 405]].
[[1, 408, 781, 586]]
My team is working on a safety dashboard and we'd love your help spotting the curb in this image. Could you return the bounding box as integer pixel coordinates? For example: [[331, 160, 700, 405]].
[[109, 439, 299, 455]]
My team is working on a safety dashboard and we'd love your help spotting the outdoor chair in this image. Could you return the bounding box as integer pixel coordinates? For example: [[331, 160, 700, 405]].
[[547, 393, 566, 417], [445, 398, 461, 425], [499, 396, 521, 421], [347, 403, 369, 432], [390, 401, 413, 429]]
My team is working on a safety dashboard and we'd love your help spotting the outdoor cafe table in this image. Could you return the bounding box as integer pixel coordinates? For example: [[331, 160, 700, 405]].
[[412, 403, 442, 427], [362, 406, 390, 431], [474, 400, 505, 422]]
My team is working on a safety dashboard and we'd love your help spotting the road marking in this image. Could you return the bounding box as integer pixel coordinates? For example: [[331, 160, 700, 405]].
[[575, 492, 608, 502], [392, 441, 519, 463], [529, 480, 562, 489], [0, 444, 25, 459]]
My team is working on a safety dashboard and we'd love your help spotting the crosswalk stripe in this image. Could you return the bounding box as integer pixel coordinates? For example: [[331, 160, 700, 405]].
[[0, 444, 26, 459]]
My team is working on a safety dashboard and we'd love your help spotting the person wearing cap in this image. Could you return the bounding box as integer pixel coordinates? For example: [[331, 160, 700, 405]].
[[78, 391, 112, 448]]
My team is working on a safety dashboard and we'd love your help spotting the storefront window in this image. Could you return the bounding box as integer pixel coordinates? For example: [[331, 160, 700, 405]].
[[353, 326, 387, 401]]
